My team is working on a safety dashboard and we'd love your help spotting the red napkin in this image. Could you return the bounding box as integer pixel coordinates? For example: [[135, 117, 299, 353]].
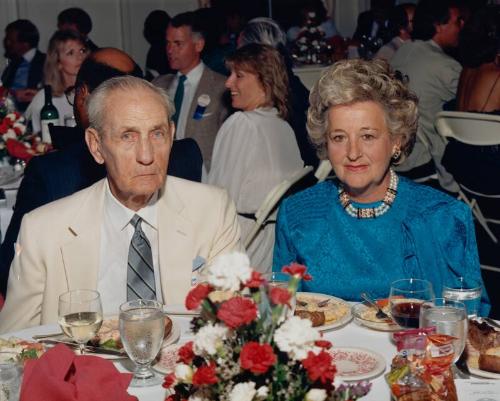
[[20, 344, 137, 401]]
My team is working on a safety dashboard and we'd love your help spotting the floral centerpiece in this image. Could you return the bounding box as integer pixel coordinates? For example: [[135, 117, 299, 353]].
[[163, 252, 371, 401], [290, 12, 334, 65], [0, 85, 50, 165]]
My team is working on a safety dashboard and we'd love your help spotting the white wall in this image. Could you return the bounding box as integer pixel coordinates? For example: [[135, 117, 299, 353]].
[[0, 0, 198, 73]]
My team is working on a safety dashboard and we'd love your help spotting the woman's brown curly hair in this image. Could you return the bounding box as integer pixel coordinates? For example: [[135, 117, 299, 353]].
[[226, 43, 289, 119], [307, 58, 418, 164]]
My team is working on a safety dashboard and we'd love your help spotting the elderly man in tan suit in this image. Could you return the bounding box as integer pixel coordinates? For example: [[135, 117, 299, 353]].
[[0, 76, 241, 333], [153, 11, 229, 170]]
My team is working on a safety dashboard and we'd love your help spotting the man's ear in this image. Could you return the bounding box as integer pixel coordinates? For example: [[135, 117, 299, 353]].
[[85, 127, 105, 164], [169, 121, 175, 142], [194, 37, 205, 54]]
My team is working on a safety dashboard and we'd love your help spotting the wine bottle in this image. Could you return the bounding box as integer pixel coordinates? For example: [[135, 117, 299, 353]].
[[40, 85, 59, 143]]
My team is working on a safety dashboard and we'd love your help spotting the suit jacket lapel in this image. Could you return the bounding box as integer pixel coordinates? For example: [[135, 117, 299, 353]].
[[185, 67, 210, 139], [158, 177, 194, 305], [60, 180, 105, 291]]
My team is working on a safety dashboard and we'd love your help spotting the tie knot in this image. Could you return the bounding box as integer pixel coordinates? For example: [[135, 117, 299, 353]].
[[130, 214, 142, 229], [178, 75, 187, 84]]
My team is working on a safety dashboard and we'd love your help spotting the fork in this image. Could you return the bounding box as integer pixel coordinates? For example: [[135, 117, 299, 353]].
[[360, 292, 392, 321]]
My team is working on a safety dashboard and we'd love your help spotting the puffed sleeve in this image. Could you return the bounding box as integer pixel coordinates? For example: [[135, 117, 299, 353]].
[[433, 202, 491, 316]]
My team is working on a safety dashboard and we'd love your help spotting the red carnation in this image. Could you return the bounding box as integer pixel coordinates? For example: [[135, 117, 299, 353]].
[[302, 350, 336, 384], [185, 283, 212, 310], [6, 138, 34, 162], [162, 372, 176, 388], [282, 263, 312, 281], [192, 362, 218, 386], [240, 342, 277, 374], [269, 287, 291, 306], [245, 270, 265, 288], [177, 341, 195, 364], [315, 340, 332, 349], [217, 297, 257, 329]]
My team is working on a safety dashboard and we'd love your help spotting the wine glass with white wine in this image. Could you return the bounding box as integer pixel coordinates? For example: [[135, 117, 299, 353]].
[[58, 289, 103, 355], [119, 299, 165, 387]]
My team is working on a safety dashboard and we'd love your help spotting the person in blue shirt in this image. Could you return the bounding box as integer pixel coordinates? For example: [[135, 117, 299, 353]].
[[273, 59, 491, 316]]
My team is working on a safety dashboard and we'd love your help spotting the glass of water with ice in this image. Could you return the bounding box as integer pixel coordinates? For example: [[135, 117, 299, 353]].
[[119, 299, 165, 387], [420, 298, 468, 363], [442, 277, 482, 317]]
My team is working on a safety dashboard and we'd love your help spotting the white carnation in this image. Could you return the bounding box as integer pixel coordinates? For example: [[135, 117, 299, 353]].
[[193, 322, 229, 356], [204, 252, 252, 291], [4, 129, 16, 140], [256, 385, 269, 400], [13, 122, 26, 134], [174, 363, 193, 383], [273, 316, 320, 360], [229, 382, 257, 401], [188, 394, 208, 401], [305, 388, 327, 401]]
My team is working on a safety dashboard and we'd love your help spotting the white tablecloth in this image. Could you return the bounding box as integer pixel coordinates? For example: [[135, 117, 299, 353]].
[[5, 316, 489, 401]]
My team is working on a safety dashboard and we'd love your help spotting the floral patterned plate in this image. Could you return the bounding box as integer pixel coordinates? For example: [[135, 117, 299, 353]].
[[328, 347, 386, 381]]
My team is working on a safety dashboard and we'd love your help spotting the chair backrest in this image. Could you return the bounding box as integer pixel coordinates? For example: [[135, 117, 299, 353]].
[[435, 111, 500, 146], [243, 165, 314, 249]]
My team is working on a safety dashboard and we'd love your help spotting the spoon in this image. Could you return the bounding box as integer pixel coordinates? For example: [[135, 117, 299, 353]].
[[360, 292, 392, 321]]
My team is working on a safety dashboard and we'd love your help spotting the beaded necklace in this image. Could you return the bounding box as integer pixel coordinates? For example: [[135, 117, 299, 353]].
[[338, 169, 398, 219]]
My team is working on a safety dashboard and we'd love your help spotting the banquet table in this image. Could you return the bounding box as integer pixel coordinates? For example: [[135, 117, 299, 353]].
[[5, 315, 496, 401]]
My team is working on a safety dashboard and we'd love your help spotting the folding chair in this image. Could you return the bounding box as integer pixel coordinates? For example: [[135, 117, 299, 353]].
[[435, 111, 500, 243], [243, 166, 314, 249]]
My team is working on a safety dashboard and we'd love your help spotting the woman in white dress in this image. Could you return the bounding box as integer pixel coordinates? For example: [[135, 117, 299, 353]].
[[208, 43, 303, 272], [25, 30, 89, 134]]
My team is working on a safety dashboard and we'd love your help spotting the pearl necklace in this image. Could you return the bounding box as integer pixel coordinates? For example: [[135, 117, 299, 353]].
[[338, 169, 398, 219]]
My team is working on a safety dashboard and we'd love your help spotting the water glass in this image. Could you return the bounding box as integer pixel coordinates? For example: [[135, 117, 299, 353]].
[[442, 276, 481, 317], [389, 278, 434, 328], [119, 299, 165, 387], [0, 362, 22, 401], [419, 298, 468, 363], [58, 289, 103, 354], [264, 271, 296, 314]]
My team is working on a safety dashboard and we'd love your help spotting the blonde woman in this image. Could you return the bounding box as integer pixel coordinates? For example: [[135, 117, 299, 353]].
[[25, 30, 88, 133]]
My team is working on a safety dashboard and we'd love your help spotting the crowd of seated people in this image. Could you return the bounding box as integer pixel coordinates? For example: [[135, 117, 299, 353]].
[[0, 1, 496, 325], [442, 5, 500, 195]]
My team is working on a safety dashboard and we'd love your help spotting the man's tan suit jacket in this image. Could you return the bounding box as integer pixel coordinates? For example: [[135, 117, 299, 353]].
[[153, 66, 229, 170], [0, 176, 242, 333]]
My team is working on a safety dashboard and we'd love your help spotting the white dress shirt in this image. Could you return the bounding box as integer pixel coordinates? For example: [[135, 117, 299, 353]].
[[97, 180, 162, 315], [167, 62, 204, 139]]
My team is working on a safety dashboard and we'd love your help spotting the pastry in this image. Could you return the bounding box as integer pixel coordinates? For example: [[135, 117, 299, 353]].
[[468, 319, 500, 352], [478, 347, 500, 373], [294, 310, 325, 327]]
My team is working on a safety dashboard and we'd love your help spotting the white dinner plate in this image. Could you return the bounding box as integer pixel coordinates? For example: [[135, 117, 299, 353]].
[[296, 292, 352, 331], [328, 347, 386, 381], [468, 367, 500, 380], [153, 343, 183, 374]]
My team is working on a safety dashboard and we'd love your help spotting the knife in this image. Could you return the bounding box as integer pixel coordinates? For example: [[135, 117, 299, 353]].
[[38, 339, 127, 357]]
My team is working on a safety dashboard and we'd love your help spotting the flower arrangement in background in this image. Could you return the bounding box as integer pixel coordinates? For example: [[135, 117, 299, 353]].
[[163, 252, 371, 401], [290, 11, 334, 65], [0, 85, 50, 164]]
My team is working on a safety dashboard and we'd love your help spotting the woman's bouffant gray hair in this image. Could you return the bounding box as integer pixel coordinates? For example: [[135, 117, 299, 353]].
[[307, 59, 418, 163]]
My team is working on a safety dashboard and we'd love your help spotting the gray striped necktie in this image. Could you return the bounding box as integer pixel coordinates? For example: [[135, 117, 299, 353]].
[[127, 214, 156, 300]]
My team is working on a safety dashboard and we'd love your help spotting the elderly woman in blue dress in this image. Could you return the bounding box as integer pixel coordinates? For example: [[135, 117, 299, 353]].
[[273, 59, 490, 316]]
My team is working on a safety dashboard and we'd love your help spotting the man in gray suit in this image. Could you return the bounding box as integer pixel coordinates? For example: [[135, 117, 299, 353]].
[[153, 11, 229, 170]]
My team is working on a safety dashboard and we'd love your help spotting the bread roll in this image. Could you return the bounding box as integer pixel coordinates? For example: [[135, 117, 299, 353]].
[[294, 310, 325, 327], [478, 347, 500, 373]]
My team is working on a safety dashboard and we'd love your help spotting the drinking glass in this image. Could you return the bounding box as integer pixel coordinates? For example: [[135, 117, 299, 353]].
[[420, 298, 468, 363], [389, 278, 434, 329], [442, 276, 482, 318], [58, 289, 103, 354], [264, 271, 296, 314], [119, 299, 165, 387]]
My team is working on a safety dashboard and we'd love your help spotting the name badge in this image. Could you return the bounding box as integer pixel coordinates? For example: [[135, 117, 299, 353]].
[[192, 94, 211, 120]]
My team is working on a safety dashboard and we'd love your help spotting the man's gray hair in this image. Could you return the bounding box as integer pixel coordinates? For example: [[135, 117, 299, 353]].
[[238, 17, 287, 49], [86, 75, 174, 133]]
